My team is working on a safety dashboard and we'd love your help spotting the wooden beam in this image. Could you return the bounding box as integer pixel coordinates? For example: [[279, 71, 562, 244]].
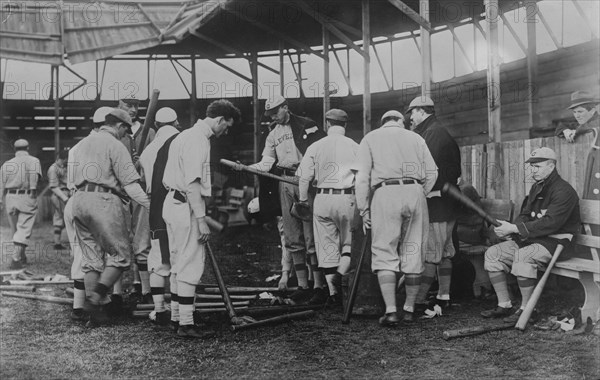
[[287, 51, 305, 98], [410, 31, 421, 54], [572, 0, 597, 39], [473, 13, 487, 39], [537, 7, 561, 49], [387, 0, 432, 32], [169, 59, 191, 96], [484, 0, 501, 142], [525, 0, 539, 136], [499, 13, 527, 54], [420, 0, 432, 95], [372, 44, 392, 90], [251, 52, 260, 170], [53, 65, 60, 153], [362, 0, 371, 135], [208, 58, 252, 83], [448, 25, 476, 72], [323, 27, 330, 128], [279, 40, 284, 95], [331, 45, 353, 95], [190, 55, 197, 127]]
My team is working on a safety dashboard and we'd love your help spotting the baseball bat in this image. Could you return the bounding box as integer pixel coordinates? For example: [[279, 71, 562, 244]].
[[342, 229, 371, 324], [201, 286, 298, 294], [443, 324, 514, 340], [442, 183, 501, 227], [515, 244, 565, 330], [0, 285, 36, 292], [205, 241, 238, 320], [220, 159, 299, 186], [230, 310, 315, 331], [205, 216, 224, 233], [136, 89, 160, 155], [136, 300, 250, 310], [1, 291, 73, 305]]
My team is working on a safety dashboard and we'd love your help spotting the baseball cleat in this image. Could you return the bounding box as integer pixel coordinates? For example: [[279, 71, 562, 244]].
[[177, 325, 215, 339], [379, 312, 400, 327], [481, 306, 513, 319]]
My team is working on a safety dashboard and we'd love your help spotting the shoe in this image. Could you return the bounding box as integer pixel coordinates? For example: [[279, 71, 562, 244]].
[[288, 287, 312, 304], [379, 312, 400, 327], [70, 308, 86, 321], [481, 306, 513, 318], [414, 302, 429, 316], [308, 287, 328, 305], [84, 301, 110, 325], [325, 294, 343, 309], [171, 320, 180, 333], [433, 299, 451, 311], [150, 310, 171, 326], [53, 243, 67, 250], [503, 309, 538, 325], [403, 311, 415, 323], [129, 290, 142, 304], [177, 325, 215, 339], [105, 294, 124, 318], [8, 260, 24, 270], [141, 293, 154, 305]]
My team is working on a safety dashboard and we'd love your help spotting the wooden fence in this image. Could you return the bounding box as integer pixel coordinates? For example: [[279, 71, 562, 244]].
[[460, 134, 594, 208]]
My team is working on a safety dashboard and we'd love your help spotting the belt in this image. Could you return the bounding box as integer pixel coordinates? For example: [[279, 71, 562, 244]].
[[172, 189, 187, 203], [5, 189, 35, 195], [77, 183, 119, 196], [372, 179, 420, 191], [274, 168, 297, 176], [317, 188, 354, 195]]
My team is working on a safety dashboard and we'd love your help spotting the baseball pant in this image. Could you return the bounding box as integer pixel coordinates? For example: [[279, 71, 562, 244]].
[[278, 216, 292, 272], [64, 198, 84, 280], [313, 193, 357, 268], [370, 184, 428, 274], [148, 237, 171, 277], [51, 193, 66, 229], [424, 220, 456, 263], [72, 191, 131, 273], [484, 240, 552, 279], [4, 193, 37, 246], [279, 181, 315, 257], [131, 200, 151, 264], [162, 191, 205, 285]]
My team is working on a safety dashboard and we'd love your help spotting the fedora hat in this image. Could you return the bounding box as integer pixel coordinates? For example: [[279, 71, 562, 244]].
[[568, 91, 599, 109]]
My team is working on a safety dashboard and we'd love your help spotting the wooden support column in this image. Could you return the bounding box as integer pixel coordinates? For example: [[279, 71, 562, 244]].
[[53, 65, 60, 153], [323, 27, 330, 129], [251, 52, 260, 167], [484, 0, 501, 142], [419, 0, 431, 96], [362, 0, 371, 135], [279, 41, 284, 95], [526, 0, 538, 136], [190, 56, 197, 126]]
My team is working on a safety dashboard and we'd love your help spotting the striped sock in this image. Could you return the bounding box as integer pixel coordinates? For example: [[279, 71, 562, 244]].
[[489, 271, 511, 306], [437, 258, 452, 300], [324, 268, 339, 295], [293, 264, 309, 288], [151, 287, 166, 313], [377, 270, 397, 313], [415, 262, 436, 303], [170, 275, 179, 322], [137, 263, 151, 295], [404, 273, 421, 312], [178, 297, 195, 326], [517, 276, 537, 309], [73, 280, 85, 310]]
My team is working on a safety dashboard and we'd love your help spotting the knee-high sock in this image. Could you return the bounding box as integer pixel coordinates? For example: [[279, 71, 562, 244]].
[[73, 280, 86, 310], [132, 263, 141, 293], [338, 254, 351, 276], [137, 262, 151, 295], [415, 262, 437, 303], [377, 270, 397, 314], [489, 271, 511, 307], [517, 276, 537, 309], [53, 228, 62, 245], [437, 258, 452, 300], [404, 273, 421, 312], [12, 243, 25, 262], [170, 275, 179, 322], [324, 268, 340, 295], [291, 251, 308, 288], [150, 272, 166, 313], [178, 282, 196, 326], [112, 276, 123, 296], [309, 254, 324, 288], [83, 271, 100, 299]]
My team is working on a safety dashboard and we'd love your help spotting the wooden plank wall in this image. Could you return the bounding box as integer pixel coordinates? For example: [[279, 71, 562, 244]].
[[461, 134, 595, 209]]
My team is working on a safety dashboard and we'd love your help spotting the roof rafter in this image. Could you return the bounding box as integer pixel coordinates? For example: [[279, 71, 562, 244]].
[[387, 0, 432, 33]]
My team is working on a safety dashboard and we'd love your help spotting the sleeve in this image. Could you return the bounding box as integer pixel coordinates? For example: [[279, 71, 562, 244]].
[[48, 165, 59, 188], [355, 139, 373, 215], [261, 130, 277, 160], [555, 121, 575, 138], [420, 139, 438, 194], [112, 142, 140, 187], [181, 138, 210, 193], [29, 158, 42, 190], [296, 144, 316, 201]]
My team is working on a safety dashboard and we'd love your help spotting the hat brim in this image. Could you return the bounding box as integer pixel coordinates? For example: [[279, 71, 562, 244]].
[[568, 99, 599, 109], [526, 157, 552, 163], [264, 108, 279, 117]]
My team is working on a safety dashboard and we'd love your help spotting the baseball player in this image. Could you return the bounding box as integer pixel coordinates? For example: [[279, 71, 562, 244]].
[[380, 110, 405, 128], [163, 99, 241, 338], [48, 149, 69, 250], [407, 96, 461, 315], [296, 109, 359, 307], [234, 95, 327, 305], [64, 106, 113, 321], [139, 107, 180, 327], [355, 118, 437, 326], [0, 139, 42, 269], [71, 108, 150, 323]]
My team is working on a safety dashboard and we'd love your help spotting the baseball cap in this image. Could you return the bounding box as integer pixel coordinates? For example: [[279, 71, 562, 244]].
[[568, 90, 599, 109], [92, 106, 113, 123], [264, 95, 287, 116], [247, 197, 260, 214], [325, 109, 348, 123], [14, 139, 29, 149], [525, 147, 557, 163], [406, 96, 434, 113], [120, 98, 140, 106], [155, 107, 177, 123], [381, 110, 404, 122], [107, 108, 133, 128]]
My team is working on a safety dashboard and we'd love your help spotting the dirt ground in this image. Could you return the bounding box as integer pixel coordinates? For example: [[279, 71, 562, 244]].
[[1, 220, 599, 379]]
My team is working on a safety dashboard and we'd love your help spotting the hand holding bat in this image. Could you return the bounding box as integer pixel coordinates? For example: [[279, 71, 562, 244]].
[[442, 183, 501, 227]]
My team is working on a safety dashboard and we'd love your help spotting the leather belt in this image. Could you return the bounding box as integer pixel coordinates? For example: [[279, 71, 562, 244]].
[[77, 183, 119, 196], [274, 167, 297, 176], [372, 179, 420, 191], [5, 189, 35, 195], [317, 188, 354, 195], [172, 189, 187, 203]]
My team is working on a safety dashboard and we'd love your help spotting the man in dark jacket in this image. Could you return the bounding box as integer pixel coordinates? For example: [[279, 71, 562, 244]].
[[481, 147, 580, 324], [234, 95, 328, 305], [408, 96, 461, 315]]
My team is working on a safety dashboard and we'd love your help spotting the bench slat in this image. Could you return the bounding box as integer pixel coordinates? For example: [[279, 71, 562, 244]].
[[554, 258, 600, 274], [579, 199, 600, 225], [574, 234, 600, 250]]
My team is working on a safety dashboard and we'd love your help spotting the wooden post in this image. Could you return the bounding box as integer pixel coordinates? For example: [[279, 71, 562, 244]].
[[279, 40, 284, 95], [190, 56, 197, 127], [53, 65, 60, 153], [420, 0, 431, 96], [323, 27, 330, 129], [251, 51, 260, 182], [362, 0, 371, 135], [484, 0, 502, 142], [526, 0, 538, 136]]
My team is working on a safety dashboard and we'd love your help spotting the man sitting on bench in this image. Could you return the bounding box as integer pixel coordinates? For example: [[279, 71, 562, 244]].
[[481, 147, 581, 324]]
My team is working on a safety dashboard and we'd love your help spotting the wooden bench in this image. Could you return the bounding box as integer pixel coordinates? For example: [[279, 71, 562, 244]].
[[458, 199, 515, 297], [216, 187, 251, 227], [545, 199, 600, 324]]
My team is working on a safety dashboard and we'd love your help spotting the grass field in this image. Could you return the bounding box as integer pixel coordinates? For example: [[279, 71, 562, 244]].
[[1, 220, 599, 379]]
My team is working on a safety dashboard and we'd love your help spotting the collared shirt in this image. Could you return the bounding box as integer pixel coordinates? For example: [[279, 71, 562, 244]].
[[355, 122, 438, 214], [0, 151, 42, 192], [139, 125, 179, 193], [296, 126, 359, 200], [48, 161, 67, 189], [71, 126, 140, 192], [262, 122, 304, 168], [163, 119, 213, 196]]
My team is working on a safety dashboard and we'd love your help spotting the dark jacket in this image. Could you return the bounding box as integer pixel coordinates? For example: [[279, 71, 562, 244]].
[[555, 112, 600, 140], [272, 112, 325, 155], [413, 115, 462, 222], [515, 169, 581, 256]]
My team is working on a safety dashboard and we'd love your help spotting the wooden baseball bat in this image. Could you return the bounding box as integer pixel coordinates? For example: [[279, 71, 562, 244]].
[[7, 280, 73, 285], [442, 183, 501, 227], [230, 310, 315, 331], [136, 89, 160, 155], [205, 216, 224, 233], [0, 285, 36, 292], [1, 291, 73, 305], [202, 286, 298, 294], [443, 323, 514, 340], [342, 229, 371, 324], [136, 300, 250, 310], [205, 241, 238, 320], [220, 159, 299, 186], [515, 244, 565, 330]]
